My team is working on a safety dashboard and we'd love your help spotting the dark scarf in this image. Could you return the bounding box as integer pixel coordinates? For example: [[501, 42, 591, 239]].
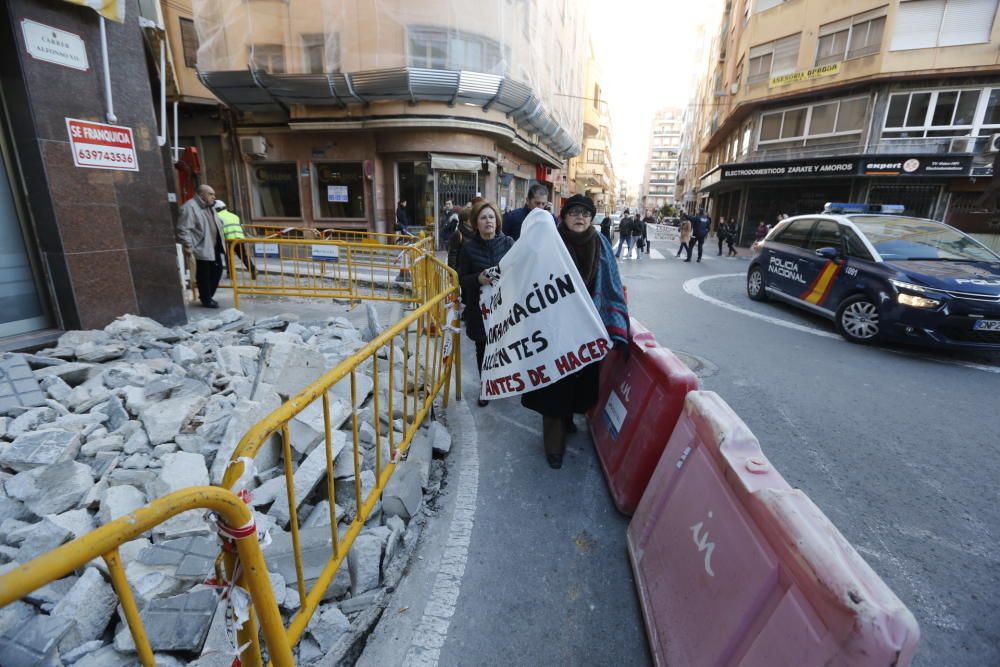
[[559, 224, 600, 289]]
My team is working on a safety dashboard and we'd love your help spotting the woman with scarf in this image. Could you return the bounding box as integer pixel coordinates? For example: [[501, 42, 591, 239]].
[[458, 200, 515, 407], [521, 194, 629, 469]]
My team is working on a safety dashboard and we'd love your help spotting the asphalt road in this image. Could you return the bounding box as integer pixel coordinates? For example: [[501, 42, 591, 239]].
[[361, 237, 999, 666]]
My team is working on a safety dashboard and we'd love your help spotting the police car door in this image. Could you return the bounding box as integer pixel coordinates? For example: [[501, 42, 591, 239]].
[[798, 219, 845, 313], [765, 218, 817, 297]]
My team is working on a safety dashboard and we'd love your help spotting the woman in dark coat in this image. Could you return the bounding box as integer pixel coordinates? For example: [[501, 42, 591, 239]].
[[457, 200, 514, 407], [521, 194, 629, 469]]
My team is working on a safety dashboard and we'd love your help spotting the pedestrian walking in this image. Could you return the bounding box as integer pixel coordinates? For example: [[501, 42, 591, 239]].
[[439, 199, 459, 250], [600, 213, 612, 242], [680, 207, 711, 262], [716, 216, 728, 256], [726, 219, 739, 256], [521, 194, 629, 469], [447, 207, 475, 273], [395, 199, 414, 236], [214, 200, 257, 281], [177, 184, 226, 308], [502, 184, 550, 240], [458, 200, 514, 407], [677, 217, 693, 259], [633, 215, 647, 261], [642, 213, 654, 255], [615, 209, 634, 259]]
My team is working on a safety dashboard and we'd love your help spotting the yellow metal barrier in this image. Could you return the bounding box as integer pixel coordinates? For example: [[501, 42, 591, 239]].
[[220, 252, 461, 659], [0, 487, 294, 667], [243, 223, 427, 247]]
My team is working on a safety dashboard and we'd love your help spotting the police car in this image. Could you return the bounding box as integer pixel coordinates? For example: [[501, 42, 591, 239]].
[[746, 203, 1000, 350]]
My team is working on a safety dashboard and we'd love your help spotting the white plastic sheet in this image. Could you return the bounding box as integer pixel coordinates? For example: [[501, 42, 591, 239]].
[[479, 209, 610, 400]]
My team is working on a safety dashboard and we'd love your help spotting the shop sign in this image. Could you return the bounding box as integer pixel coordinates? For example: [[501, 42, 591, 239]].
[[65, 118, 138, 171], [253, 243, 279, 258], [327, 185, 349, 202], [769, 63, 840, 89], [311, 245, 340, 262], [719, 158, 856, 180], [22, 20, 88, 71], [862, 156, 971, 177], [971, 166, 994, 177]]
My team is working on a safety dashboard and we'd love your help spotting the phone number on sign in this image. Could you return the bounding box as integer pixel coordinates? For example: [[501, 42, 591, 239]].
[[75, 148, 135, 165]]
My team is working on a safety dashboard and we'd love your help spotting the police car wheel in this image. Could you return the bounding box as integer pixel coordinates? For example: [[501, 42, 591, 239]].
[[836, 295, 881, 343], [747, 266, 767, 302]]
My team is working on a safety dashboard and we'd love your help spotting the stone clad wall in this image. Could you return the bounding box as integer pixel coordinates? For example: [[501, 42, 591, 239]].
[[0, 0, 186, 330]]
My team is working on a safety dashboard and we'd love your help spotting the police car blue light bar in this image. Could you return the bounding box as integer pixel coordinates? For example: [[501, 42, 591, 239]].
[[823, 202, 906, 214]]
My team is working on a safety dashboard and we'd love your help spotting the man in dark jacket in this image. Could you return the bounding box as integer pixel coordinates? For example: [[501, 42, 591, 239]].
[[680, 207, 712, 262], [395, 199, 412, 236], [615, 209, 633, 259], [502, 184, 549, 240], [599, 214, 612, 241]]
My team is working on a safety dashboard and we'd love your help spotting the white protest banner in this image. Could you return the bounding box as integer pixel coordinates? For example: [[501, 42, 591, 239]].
[[478, 210, 610, 400]]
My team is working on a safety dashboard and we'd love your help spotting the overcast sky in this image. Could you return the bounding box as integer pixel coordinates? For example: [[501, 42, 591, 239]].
[[588, 0, 723, 189]]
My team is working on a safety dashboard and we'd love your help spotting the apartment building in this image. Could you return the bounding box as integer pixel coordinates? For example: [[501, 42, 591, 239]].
[[640, 108, 683, 214], [189, 0, 586, 232], [693, 0, 1000, 249], [567, 39, 617, 214]]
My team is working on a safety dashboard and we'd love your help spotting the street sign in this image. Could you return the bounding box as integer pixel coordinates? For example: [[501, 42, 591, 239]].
[[22, 20, 89, 71], [253, 243, 279, 257], [311, 245, 339, 262], [65, 118, 138, 172]]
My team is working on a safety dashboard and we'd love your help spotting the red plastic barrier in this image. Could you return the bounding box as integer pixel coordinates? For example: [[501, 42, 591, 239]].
[[588, 318, 699, 515], [628, 391, 920, 667]]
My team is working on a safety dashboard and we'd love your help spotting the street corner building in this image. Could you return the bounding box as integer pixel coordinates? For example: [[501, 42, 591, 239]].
[[1, 0, 186, 351], [678, 0, 1000, 252], [189, 0, 586, 234]]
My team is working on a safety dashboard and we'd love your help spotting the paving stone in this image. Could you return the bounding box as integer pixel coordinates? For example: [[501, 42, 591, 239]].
[[149, 452, 210, 538], [45, 508, 96, 540], [334, 470, 378, 521], [14, 517, 71, 561], [104, 314, 175, 339], [209, 391, 282, 485], [0, 497, 30, 525], [98, 485, 146, 524], [33, 362, 97, 387], [269, 431, 346, 526], [60, 640, 104, 664], [23, 576, 77, 608], [75, 342, 127, 363], [138, 588, 219, 652], [122, 557, 187, 602], [73, 643, 134, 667], [259, 343, 328, 399], [0, 429, 82, 473], [97, 396, 130, 432], [80, 434, 125, 456], [339, 587, 383, 615], [107, 468, 156, 489], [52, 567, 117, 653], [215, 345, 260, 377], [263, 526, 350, 600], [381, 462, 422, 522], [330, 371, 374, 409], [302, 499, 346, 528], [4, 460, 94, 516], [0, 416, 7, 440], [137, 536, 217, 580], [287, 393, 352, 456], [249, 475, 286, 508], [5, 407, 56, 439], [428, 420, 452, 455], [169, 344, 199, 365], [347, 529, 386, 597], [0, 355, 46, 414], [0, 613, 74, 667], [37, 375, 72, 403], [121, 452, 153, 470], [175, 434, 207, 454], [139, 394, 207, 446], [298, 636, 323, 665], [307, 604, 350, 654], [0, 601, 36, 636]]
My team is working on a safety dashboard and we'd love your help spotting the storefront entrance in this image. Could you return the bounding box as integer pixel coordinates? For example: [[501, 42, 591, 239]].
[[742, 181, 853, 244]]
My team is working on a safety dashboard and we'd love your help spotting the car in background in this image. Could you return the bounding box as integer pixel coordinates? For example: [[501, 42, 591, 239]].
[[746, 203, 1000, 350]]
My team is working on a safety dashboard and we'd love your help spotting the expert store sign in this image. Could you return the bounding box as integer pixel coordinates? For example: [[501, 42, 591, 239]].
[[65, 118, 139, 172]]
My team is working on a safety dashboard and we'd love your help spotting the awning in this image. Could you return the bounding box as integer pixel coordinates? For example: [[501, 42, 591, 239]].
[[62, 0, 125, 22], [430, 154, 483, 173]]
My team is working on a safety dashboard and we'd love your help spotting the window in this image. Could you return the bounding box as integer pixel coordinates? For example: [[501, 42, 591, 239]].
[[747, 33, 800, 84], [587, 149, 605, 164], [774, 219, 815, 248], [407, 27, 506, 75], [883, 88, 983, 138], [848, 13, 886, 58], [250, 44, 285, 74], [250, 163, 300, 218], [808, 220, 842, 251], [301, 33, 340, 74], [179, 18, 198, 68], [314, 162, 365, 219], [891, 0, 998, 51], [758, 96, 868, 146], [593, 84, 601, 110], [843, 229, 874, 260], [754, 0, 789, 13], [817, 9, 887, 66]]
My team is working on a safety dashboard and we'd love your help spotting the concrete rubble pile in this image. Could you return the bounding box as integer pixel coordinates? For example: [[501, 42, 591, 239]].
[[0, 308, 454, 666]]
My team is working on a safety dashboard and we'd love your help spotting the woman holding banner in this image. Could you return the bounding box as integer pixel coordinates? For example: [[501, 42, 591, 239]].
[[522, 194, 629, 469], [458, 200, 515, 407]]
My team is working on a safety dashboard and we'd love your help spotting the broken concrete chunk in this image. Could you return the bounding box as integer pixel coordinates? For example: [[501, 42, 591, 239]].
[[0, 354, 46, 413], [307, 604, 350, 654], [136, 536, 217, 581], [210, 392, 282, 485], [98, 485, 146, 525], [134, 588, 219, 652], [288, 395, 352, 456], [259, 343, 327, 399], [52, 567, 117, 653], [334, 470, 377, 520], [381, 463, 422, 522], [139, 394, 207, 446], [428, 420, 452, 455], [0, 614, 74, 666], [0, 601, 35, 637], [5, 460, 94, 516], [347, 530, 386, 597], [149, 452, 210, 539], [14, 517, 71, 562], [33, 362, 97, 387], [0, 429, 82, 472], [45, 508, 96, 540], [5, 407, 56, 439], [268, 431, 346, 526], [215, 346, 260, 377]]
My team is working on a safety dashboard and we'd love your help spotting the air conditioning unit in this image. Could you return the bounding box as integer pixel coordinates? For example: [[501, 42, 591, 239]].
[[986, 133, 1000, 154], [239, 136, 268, 158]]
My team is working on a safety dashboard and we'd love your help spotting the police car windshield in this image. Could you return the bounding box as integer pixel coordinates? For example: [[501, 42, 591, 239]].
[[849, 216, 998, 262]]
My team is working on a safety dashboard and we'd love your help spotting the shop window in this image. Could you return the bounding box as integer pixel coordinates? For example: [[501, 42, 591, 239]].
[[250, 44, 285, 74], [179, 18, 198, 68], [250, 163, 301, 218], [407, 26, 506, 75], [891, 0, 998, 51], [314, 162, 365, 219]]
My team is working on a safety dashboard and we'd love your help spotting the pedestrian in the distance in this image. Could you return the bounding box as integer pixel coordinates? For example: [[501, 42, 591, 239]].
[[521, 194, 629, 469], [726, 219, 739, 256], [615, 209, 634, 259], [600, 213, 612, 242], [458, 200, 514, 407], [716, 216, 728, 256], [439, 199, 459, 250], [642, 213, 654, 255], [447, 207, 475, 273], [214, 200, 257, 281], [633, 215, 647, 261], [502, 184, 549, 240], [178, 184, 226, 308], [395, 199, 412, 236], [755, 220, 769, 242], [680, 207, 711, 262], [677, 217, 693, 259]]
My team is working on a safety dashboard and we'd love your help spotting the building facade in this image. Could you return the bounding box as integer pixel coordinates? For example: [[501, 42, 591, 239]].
[[0, 0, 186, 350], [189, 0, 586, 233], [692, 0, 1000, 250], [640, 108, 683, 214], [567, 39, 617, 214]]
